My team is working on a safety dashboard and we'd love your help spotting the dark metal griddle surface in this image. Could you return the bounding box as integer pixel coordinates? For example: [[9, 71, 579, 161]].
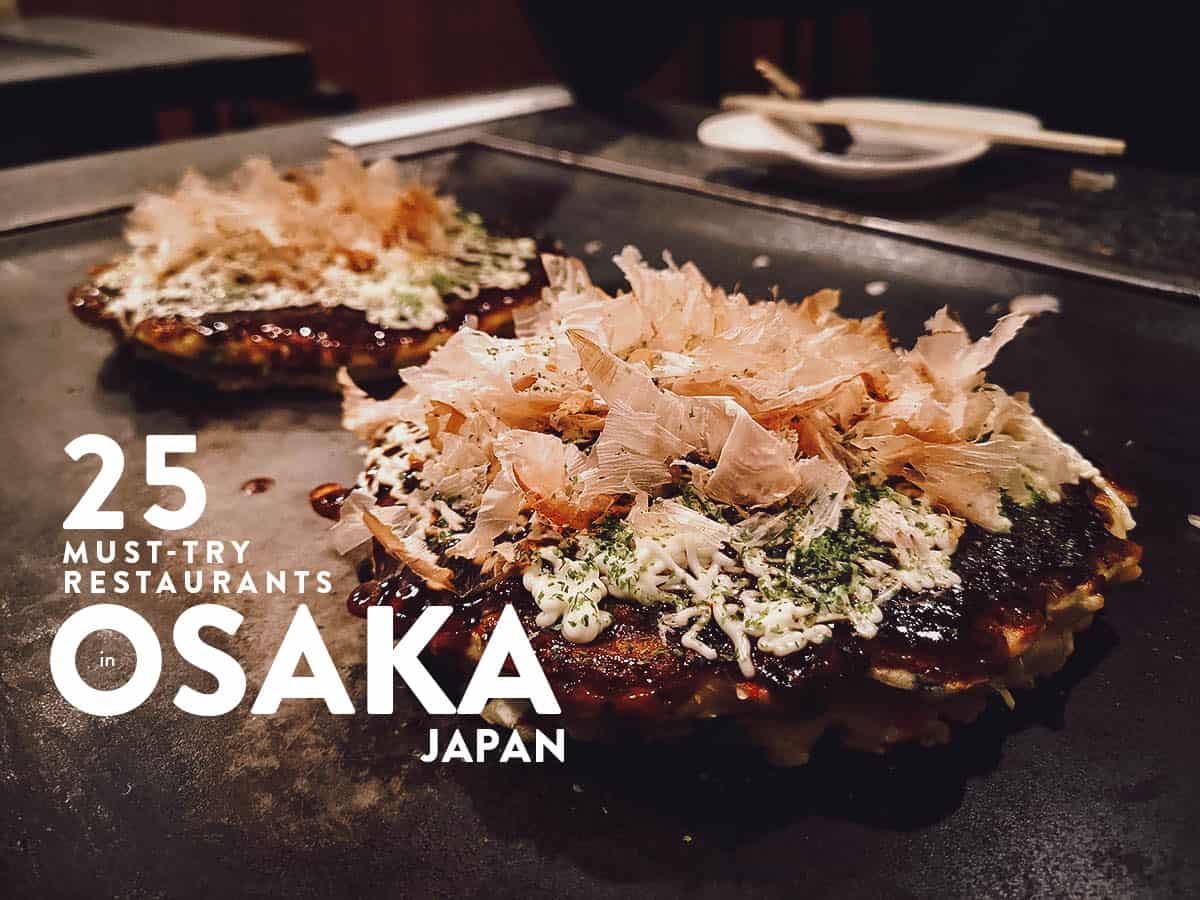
[[2, 145, 1198, 899]]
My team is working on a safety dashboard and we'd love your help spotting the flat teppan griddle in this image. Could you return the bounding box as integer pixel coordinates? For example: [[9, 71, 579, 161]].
[[2, 144, 1198, 898]]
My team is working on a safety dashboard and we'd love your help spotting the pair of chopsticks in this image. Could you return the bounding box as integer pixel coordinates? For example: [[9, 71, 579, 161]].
[[722, 91, 1126, 157]]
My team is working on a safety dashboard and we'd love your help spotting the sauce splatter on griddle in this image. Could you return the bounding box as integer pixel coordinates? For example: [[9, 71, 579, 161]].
[[241, 477, 276, 495]]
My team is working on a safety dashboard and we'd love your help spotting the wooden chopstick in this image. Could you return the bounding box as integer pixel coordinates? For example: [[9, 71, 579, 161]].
[[753, 58, 804, 99], [722, 94, 1126, 156]]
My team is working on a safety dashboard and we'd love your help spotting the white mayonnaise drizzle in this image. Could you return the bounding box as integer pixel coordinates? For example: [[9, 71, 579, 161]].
[[97, 225, 535, 333]]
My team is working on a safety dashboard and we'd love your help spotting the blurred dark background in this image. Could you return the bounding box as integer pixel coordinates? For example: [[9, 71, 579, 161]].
[[5, 1, 1193, 169]]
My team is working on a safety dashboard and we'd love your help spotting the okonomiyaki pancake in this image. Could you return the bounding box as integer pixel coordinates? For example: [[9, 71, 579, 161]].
[[69, 149, 542, 389], [315, 248, 1141, 764]]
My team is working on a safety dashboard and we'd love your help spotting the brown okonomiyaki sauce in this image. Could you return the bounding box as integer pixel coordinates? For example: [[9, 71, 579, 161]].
[[868, 483, 1123, 683], [313, 480, 1136, 721], [69, 273, 545, 375]]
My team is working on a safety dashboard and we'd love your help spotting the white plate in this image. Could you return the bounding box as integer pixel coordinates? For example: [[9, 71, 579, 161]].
[[698, 98, 1041, 183]]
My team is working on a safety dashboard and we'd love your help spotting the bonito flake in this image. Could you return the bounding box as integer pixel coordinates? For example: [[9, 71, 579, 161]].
[[334, 247, 1133, 674]]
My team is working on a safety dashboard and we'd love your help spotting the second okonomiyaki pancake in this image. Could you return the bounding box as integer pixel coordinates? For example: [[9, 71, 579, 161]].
[[70, 149, 543, 389]]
